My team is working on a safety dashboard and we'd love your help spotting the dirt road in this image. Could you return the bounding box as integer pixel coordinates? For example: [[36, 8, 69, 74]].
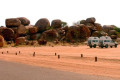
[[0, 60, 118, 80]]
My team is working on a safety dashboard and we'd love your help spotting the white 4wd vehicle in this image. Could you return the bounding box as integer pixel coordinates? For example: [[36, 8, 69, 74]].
[[88, 37, 99, 48], [99, 36, 117, 48], [88, 36, 118, 48]]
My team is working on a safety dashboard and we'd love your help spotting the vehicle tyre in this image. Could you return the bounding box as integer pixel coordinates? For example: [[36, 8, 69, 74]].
[[115, 44, 117, 48], [89, 45, 92, 48], [93, 44, 96, 48], [105, 45, 108, 48], [101, 46, 103, 48], [110, 46, 113, 48]]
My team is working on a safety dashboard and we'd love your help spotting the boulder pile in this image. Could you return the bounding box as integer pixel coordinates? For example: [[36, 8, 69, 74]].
[[0, 17, 119, 47], [4, 17, 30, 41], [80, 17, 103, 35]]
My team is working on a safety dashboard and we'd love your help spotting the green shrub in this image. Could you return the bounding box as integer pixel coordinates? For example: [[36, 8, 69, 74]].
[[114, 27, 120, 33]]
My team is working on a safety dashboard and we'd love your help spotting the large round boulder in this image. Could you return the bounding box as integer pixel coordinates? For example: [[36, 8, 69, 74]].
[[0, 35, 5, 47], [6, 18, 21, 28], [0, 27, 6, 35], [68, 25, 80, 39], [40, 29, 59, 41], [86, 17, 96, 23], [29, 27, 38, 34], [2, 28, 14, 41], [51, 19, 62, 29], [15, 37, 26, 45], [103, 25, 116, 33], [17, 17, 30, 26], [35, 18, 50, 33], [79, 24, 90, 38], [94, 23, 103, 31], [17, 25, 26, 35], [103, 25, 115, 30]]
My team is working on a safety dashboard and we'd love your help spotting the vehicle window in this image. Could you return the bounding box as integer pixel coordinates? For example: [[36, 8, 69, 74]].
[[92, 40, 98, 42], [111, 40, 114, 43], [104, 40, 110, 42], [104, 40, 106, 42], [92, 40, 95, 42]]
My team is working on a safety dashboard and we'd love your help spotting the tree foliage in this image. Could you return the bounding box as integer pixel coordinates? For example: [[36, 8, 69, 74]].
[[114, 27, 120, 33]]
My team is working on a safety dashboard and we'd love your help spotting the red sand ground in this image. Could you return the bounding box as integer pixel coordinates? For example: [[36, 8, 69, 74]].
[[0, 45, 120, 79]]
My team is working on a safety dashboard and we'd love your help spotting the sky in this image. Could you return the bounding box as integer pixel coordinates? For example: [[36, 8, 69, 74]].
[[0, 0, 120, 27]]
